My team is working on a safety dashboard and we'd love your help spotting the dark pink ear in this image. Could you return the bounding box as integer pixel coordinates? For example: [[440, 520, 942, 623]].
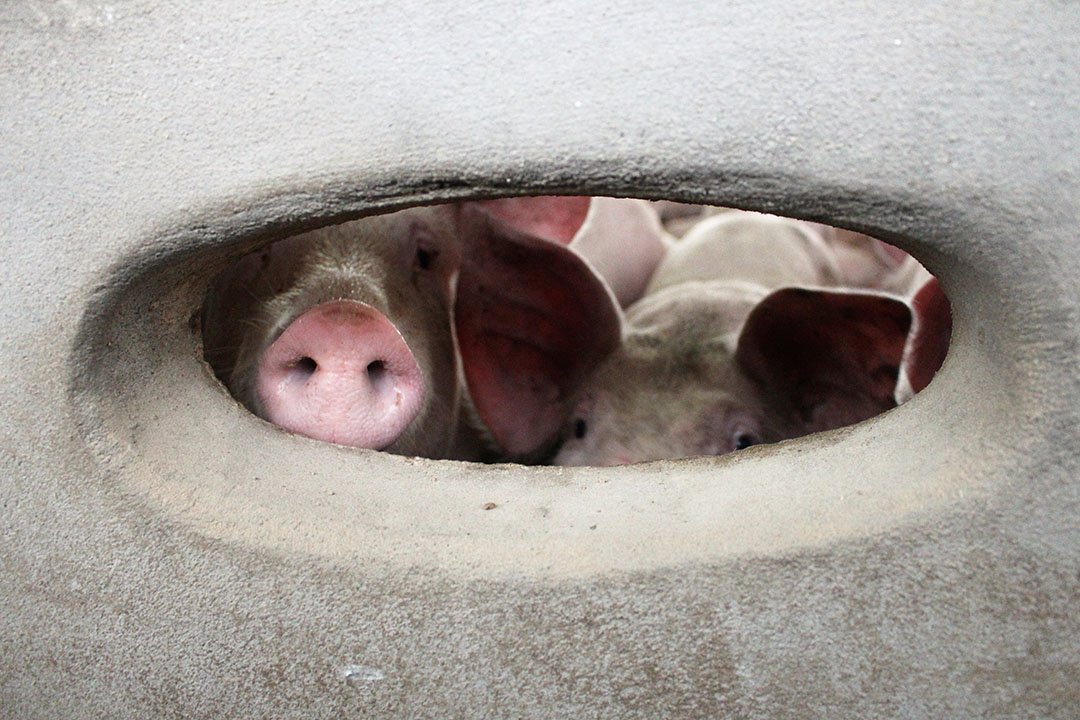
[[734, 288, 912, 435], [472, 196, 592, 246], [904, 277, 952, 394], [454, 205, 621, 456]]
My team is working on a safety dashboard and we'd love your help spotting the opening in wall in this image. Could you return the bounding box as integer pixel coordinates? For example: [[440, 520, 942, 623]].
[[201, 197, 951, 466]]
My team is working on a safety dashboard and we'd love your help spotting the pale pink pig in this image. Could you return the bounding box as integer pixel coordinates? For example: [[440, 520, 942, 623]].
[[551, 210, 950, 466], [552, 282, 939, 466]]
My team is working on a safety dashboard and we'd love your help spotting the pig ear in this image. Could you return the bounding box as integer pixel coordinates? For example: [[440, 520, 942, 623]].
[[901, 277, 952, 397], [567, 197, 672, 307], [472, 196, 592, 245], [454, 206, 622, 456], [734, 288, 912, 434]]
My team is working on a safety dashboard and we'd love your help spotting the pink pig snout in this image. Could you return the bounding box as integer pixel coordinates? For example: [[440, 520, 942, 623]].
[[255, 300, 425, 449]]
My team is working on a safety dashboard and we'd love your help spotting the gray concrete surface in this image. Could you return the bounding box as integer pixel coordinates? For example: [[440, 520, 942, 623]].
[[2, 1, 1078, 717]]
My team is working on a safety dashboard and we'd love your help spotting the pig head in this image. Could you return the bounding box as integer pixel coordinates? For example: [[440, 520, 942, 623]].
[[553, 282, 946, 466], [202, 202, 621, 461]]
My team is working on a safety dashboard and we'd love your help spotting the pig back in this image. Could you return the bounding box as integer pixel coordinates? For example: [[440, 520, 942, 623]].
[[645, 211, 844, 295]]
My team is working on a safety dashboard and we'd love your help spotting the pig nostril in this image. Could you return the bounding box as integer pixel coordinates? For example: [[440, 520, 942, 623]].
[[294, 356, 317, 376], [366, 360, 387, 387]]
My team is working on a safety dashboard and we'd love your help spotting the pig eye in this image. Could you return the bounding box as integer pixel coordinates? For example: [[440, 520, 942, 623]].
[[414, 246, 435, 270], [734, 433, 758, 451], [573, 418, 588, 439], [410, 223, 439, 272]]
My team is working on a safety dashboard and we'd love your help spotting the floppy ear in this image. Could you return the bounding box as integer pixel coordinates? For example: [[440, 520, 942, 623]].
[[453, 205, 622, 456], [472, 196, 671, 307], [734, 287, 912, 435], [901, 276, 952, 397], [472, 196, 592, 245]]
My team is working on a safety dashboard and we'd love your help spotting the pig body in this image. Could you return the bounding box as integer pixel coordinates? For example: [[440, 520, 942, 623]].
[[203, 202, 622, 461], [478, 196, 672, 307], [818, 225, 934, 296], [645, 210, 845, 294], [569, 197, 674, 307], [647, 209, 933, 296]]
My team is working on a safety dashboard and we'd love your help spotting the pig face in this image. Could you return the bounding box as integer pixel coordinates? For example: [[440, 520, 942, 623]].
[[553, 284, 918, 466], [202, 201, 623, 461], [203, 206, 469, 458], [553, 282, 775, 465]]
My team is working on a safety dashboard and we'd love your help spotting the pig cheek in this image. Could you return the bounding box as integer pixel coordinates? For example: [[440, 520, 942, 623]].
[[381, 316, 460, 456], [371, 279, 461, 455], [550, 424, 591, 466], [553, 437, 619, 467]]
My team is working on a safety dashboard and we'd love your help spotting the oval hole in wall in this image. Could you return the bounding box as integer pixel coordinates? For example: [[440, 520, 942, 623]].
[[200, 196, 951, 467]]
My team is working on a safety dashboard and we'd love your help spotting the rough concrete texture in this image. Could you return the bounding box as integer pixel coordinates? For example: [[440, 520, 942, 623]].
[[2, 1, 1078, 717]]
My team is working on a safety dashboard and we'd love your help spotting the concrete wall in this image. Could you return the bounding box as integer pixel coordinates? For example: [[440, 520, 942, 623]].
[[2, 1, 1077, 717]]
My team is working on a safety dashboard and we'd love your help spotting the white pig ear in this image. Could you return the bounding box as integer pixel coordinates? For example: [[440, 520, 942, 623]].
[[899, 277, 952, 399], [734, 288, 912, 435], [471, 196, 592, 245], [454, 205, 622, 456]]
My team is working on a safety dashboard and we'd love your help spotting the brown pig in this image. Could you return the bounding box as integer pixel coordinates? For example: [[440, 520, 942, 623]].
[[202, 202, 621, 461]]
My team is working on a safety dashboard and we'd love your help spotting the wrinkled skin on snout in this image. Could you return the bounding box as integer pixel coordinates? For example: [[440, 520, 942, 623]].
[[553, 283, 922, 466]]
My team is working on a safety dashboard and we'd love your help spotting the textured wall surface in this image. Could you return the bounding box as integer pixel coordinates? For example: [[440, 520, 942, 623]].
[[2, 1, 1078, 717]]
